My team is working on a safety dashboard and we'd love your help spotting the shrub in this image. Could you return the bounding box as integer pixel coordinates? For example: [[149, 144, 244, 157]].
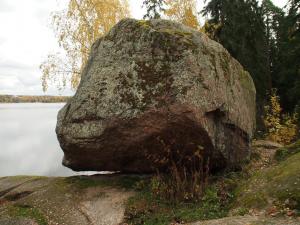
[[264, 89, 298, 145], [274, 140, 300, 161], [125, 182, 231, 225], [145, 139, 209, 202]]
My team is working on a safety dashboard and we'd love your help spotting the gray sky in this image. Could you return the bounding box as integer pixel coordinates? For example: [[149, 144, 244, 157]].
[[0, 0, 287, 96]]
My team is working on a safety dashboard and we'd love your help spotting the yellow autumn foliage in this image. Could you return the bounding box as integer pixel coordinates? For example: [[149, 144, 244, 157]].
[[164, 0, 200, 30], [264, 89, 298, 145], [40, 0, 129, 91], [201, 21, 222, 40]]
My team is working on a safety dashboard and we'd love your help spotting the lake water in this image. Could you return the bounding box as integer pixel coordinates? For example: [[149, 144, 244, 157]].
[[0, 103, 96, 177]]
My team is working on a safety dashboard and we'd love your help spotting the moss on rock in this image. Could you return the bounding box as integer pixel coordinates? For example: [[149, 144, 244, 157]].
[[6, 204, 47, 225], [124, 179, 232, 225], [239, 69, 256, 93], [234, 149, 300, 210], [57, 18, 256, 174], [275, 140, 300, 161]]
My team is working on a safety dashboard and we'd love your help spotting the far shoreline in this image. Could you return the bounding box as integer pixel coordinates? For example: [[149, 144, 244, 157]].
[[0, 94, 71, 103]]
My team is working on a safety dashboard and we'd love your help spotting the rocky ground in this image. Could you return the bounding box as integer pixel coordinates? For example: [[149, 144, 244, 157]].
[[189, 215, 299, 225], [0, 175, 136, 225], [0, 140, 299, 225]]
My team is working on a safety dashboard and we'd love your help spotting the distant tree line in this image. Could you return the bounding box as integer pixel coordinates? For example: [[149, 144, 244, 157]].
[[0, 95, 70, 103]]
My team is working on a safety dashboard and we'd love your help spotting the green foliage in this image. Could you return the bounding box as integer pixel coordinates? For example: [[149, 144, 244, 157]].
[[236, 207, 249, 216], [275, 140, 300, 161], [7, 204, 47, 225], [202, 0, 271, 104], [272, 0, 300, 113], [262, 0, 284, 85], [142, 0, 165, 19], [125, 180, 231, 225], [63, 175, 144, 190], [234, 150, 300, 211], [202, 0, 272, 131], [202, 0, 300, 131]]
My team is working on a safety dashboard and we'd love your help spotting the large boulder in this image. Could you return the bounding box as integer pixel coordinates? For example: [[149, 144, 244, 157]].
[[56, 19, 256, 173]]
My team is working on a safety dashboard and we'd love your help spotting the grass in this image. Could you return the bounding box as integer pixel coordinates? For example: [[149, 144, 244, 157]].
[[7, 204, 47, 225], [274, 139, 300, 161], [123, 138, 300, 224], [234, 148, 300, 212], [124, 179, 232, 225], [61, 174, 146, 190], [179, 139, 300, 217], [2, 140, 299, 224]]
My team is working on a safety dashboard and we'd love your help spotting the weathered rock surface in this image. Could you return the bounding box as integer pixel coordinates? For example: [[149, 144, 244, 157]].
[[1, 174, 299, 225], [189, 215, 300, 225], [56, 18, 256, 173], [0, 218, 38, 225], [252, 140, 283, 149], [0, 175, 135, 225]]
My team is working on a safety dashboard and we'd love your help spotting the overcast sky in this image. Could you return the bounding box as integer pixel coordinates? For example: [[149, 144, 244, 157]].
[[0, 0, 287, 96]]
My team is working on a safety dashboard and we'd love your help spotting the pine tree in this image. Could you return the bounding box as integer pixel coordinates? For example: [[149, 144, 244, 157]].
[[273, 0, 300, 112], [261, 0, 284, 79], [202, 0, 271, 129], [143, 0, 165, 19]]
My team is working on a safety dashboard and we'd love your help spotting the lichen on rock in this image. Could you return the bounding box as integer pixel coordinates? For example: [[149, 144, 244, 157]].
[[56, 18, 256, 173]]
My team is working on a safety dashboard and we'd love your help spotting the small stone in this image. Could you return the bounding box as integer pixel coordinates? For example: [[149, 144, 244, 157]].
[[287, 210, 295, 217], [267, 206, 279, 217]]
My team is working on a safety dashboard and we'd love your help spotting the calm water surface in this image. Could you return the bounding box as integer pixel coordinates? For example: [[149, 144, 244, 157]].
[[0, 103, 96, 177]]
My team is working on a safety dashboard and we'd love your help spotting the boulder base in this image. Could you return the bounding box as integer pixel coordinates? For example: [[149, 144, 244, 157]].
[[56, 19, 256, 173]]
